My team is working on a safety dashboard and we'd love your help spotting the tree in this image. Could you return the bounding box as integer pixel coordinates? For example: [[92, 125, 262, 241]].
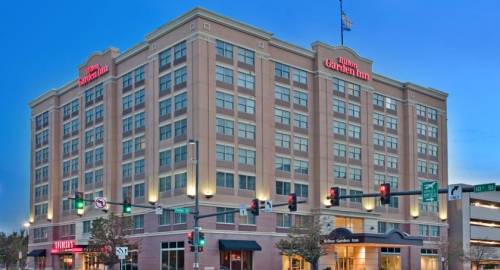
[[466, 243, 496, 270], [0, 230, 28, 270], [276, 221, 328, 270], [439, 240, 465, 269], [89, 212, 133, 270]]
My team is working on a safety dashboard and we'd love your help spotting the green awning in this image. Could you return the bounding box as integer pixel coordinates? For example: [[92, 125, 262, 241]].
[[219, 240, 262, 251], [27, 249, 46, 257]]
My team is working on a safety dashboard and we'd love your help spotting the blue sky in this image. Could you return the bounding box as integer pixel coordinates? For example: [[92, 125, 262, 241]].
[[0, 0, 499, 232]]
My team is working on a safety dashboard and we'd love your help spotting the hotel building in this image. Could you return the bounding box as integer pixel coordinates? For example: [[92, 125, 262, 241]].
[[28, 7, 448, 270]]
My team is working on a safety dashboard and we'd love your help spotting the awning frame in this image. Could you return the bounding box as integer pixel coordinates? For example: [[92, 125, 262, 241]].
[[218, 240, 262, 251]]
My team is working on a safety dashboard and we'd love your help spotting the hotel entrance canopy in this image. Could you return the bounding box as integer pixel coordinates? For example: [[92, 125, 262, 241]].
[[323, 228, 423, 246]]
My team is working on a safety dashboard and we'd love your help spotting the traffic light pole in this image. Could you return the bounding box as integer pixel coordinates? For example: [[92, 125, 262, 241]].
[[336, 185, 500, 199], [190, 140, 200, 270]]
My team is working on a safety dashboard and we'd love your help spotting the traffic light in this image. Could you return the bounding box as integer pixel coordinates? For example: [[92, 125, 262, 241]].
[[329, 187, 340, 206], [288, 193, 297, 212], [199, 231, 205, 252], [122, 199, 132, 214], [380, 183, 391, 205], [250, 198, 259, 216], [74, 191, 84, 210], [187, 231, 194, 245]]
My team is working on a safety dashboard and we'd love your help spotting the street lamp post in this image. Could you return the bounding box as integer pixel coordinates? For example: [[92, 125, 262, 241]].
[[189, 139, 200, 270]]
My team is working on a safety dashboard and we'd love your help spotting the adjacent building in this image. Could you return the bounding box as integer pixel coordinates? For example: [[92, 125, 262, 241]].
[[28, 7, 449, 270], [448, 185, 500, 270]]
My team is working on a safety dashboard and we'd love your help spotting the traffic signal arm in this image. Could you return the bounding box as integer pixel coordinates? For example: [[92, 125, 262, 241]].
[[196, 200, 308, 219], [336, 185, 500, 199]]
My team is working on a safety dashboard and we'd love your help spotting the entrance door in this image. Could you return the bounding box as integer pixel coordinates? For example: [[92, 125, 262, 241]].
[[220, 251, 253, 270], [59, 255, 74, 270]]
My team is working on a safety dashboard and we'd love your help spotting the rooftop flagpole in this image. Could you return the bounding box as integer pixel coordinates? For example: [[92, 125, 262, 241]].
[[340, 0, 344, 46]]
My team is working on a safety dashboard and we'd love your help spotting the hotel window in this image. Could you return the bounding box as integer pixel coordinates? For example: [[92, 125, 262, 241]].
[[240, 213, 256, 225], [133, 215, 144, 229], [63, 123, 71, 136], [380, 248, 401, 270], [122, 186, 132, 200], [174, 66, 187, 86], [387, 136, 398, 149], [122, 72, 132, 88], [333, 121, 346, 135], [134, 112, 145, 129], [71, 119, 79, 132], [294, 159, 309, 175], [216, 118, 234, 136], [238, 72, 255, 90], [84, 193, 94, 206], [238, 96, 255, 114], [159, 150, 171, 167], [237, 47, 255, 66], [85, 89, 94, 103], [275, 109, 290, 125], [174, 92, 187, 111], [95, 169, 103, 184], [378, 222, 400, 233], [275, 157, 291, 172], [95, 126, 104, 141], [294, 113, 308, 129], [348, 82, 361, 97], [70, 158, 79, 172], [134, 66, 145, 82], [334, 165, 346, 179], [159, 124, 172, 141], [387, 175, 399, 189], [216, 144, 234, 161], [428, 162, 438, 175], [348, 124, 361, 139], [348, 103, 360, 118], [276, 181, 291, 195], [134, 136, 145, 152], [417, 160, 427, 173], [238, 122, 255, 140], [277, 213, 292, 228], [238, 148, 256, 165], [159, 49, 171, 68], [174, 41, 186, 60], [275, 133, 291, 149], [33, 227, 47, 240], [95, 84, 103, 99], [63, 104, 71, 118], [83, 220, 92, 234], [373, 113, 384, 126], [159, 98, 172, 117], [85, 110, 93, 124], [63, 142, 70, 156], [216, 40, 233, 59], [350, 167, 362, 181], [428, 144, 438, 157], [216, 207, 235, 224], [275, 62, 290, 79], [216, 65, 233, 84], [174, 119, 187, 137], [134, 159, 144, 175], [333, 78, 345, 93], [374, 174, 386, 186], [239, 175, 255, 191], [333, 99, 345, 114], [216, 91, 233, 110], [421, 249, 439, 270], [419, 193, 439, 213], [275, 85, 290, 102], [293, 91, 308, 107], [216, 171, 234, 188], [428, 126, 438, 138], [85, 151, 93, 166], [95, 105, 103, 120], [349, 190, 363, 203], [159, 73, 171, 92], [387, 156, 398, 169], [385, 97, 397, 110], [174, 172, 187, 189], [373, 93, 384, 107], [292, 69, 307, 85], [174, 212, 186, 224], [386, 116, 397, 130], [417, 122, 427, 136], [295, 183, 309, 198], [293, 136, 308, 152], [174, 145, 187, 162], [122, 94, 133, 111], [71, 99, 79, 113], [417, 142, 427, 154], [374, 153, 385, 167], [34, 203, 48, 217], [333, 143, 346, 157], [416, 104, 426, 117], [427, 108, 438, 120], [158, 209, 170, 225], [134, 183, 145, 198], [159, 176, 171, 193], [348, 146, 361, 160], [419, 225, 440, 237], [122, 163, 132, 178], [161, 242, 185, 270]]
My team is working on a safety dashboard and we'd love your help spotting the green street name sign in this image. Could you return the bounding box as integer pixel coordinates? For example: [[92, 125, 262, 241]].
[[174, 208, 190, 214], [474, 183, 496, 193], [422, 181, 438, 203]]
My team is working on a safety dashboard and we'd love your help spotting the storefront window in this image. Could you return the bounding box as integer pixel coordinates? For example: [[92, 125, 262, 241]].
[[380, 247, 401, 270], [421, 249, 439, 270], [34, 257, 46, 270], [123, 250, 138, 270], [281, 255, 310, 270], [59, 255, 74, 270], [220, 251, 253, 270], [335, 246, 355, 270], [161, 241, 185, 270]]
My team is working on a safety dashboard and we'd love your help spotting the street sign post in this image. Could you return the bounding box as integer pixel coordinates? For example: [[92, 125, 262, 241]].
[[174, 208, 190, 214], [474, 183, 496, 193], [422, 181, 438, 202], [448, 184, 462, 201], [264, 200, 273, 213], [94, 197, 107, 209], [239, 204, 248, 216], [155, 205, 163, 215]]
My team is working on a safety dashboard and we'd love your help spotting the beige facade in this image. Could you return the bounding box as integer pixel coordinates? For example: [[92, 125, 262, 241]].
[[28, 7, 448, 270]]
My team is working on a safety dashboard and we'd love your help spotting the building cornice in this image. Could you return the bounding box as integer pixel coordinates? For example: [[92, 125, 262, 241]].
[[373, 73, 448, 101], [311, 41, 373, 64], [269, 38, 315, 59]]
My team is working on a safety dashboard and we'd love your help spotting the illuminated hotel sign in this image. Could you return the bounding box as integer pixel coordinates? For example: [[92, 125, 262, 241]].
[[51, 240, 83, 254], [323, 57, 369, 81], [78, 64, 109, 87]]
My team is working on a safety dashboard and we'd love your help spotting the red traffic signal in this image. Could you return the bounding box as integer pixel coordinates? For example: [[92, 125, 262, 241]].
[[250, 199, 259, 216], [329, 187, 340, 206], [380, 183, 391, 205], [187, 231, 194, 245], [288, 193, 297, 212]]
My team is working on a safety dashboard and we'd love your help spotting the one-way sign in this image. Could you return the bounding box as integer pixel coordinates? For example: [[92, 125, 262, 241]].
[[448, 184, 462, 201]]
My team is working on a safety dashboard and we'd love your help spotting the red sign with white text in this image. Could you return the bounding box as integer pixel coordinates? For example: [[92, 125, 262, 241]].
[[78, 64, 109, 87], [51, 240, 83, 254], [324, 57, 369, 81]]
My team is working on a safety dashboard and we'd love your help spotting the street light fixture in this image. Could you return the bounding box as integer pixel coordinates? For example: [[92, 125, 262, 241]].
[[189, 139, 201, 270]]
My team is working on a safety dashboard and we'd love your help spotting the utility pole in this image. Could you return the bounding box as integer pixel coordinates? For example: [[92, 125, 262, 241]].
[[189, 139, 200, 270]]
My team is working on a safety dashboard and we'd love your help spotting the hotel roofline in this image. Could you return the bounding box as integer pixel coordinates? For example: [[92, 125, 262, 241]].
[[29, 6, 448, 108]]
